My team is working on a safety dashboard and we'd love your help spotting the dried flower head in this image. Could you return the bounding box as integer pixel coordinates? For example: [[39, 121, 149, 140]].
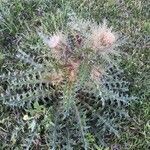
[[89, 20, 117, 52], [100, 30, 116, 46], [47, 33, 66, 49], [38, 31, 67, 61], [48, 33, 68, 61]]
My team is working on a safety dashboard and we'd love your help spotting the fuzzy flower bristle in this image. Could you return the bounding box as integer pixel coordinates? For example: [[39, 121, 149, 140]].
[[100, 30, 116, 46], [89, 21, 117, 52], [47, 33, 66, 49], [39, 31, 68, 61], [38, 31, 66, 49]]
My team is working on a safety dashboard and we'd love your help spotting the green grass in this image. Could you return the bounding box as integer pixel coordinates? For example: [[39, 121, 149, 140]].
[[0, 0, 149, 149]]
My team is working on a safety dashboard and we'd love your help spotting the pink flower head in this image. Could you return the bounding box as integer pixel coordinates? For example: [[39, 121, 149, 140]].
[[48, 33, 64, 49], [39, 32, 67, 61], [38, 31, 65, 49], [90, 21, 117, 52], [101, 30, 116, 46]]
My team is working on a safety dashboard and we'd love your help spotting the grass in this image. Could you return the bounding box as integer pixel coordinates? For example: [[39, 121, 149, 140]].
[[0, 0, 149, 149]]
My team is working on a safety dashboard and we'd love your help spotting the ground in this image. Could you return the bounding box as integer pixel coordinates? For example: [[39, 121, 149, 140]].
[[0, 0, 149, 149]]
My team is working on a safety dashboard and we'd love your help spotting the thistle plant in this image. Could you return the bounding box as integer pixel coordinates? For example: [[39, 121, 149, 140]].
[[0, 14, 133, 149]]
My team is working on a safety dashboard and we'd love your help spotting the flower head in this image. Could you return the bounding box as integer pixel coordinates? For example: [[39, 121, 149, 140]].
[[38, 31, 66, 49], [47, 32, 66, 49], [89, 20, 117, 52], [39, 32, 68, 61], [48, 35, 62, 48], [100, 30, 116, 46]]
